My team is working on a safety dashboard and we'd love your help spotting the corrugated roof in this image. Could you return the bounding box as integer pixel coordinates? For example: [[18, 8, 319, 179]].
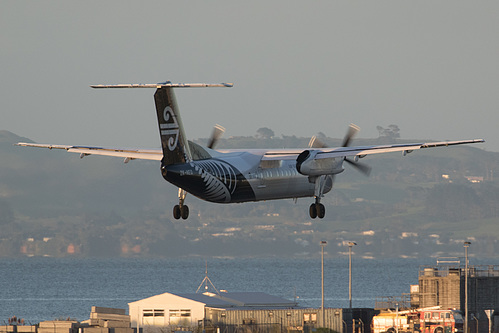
[[172, 292, 297, 309], [219, 292, 296, 306], [174, 293, 233, 307]]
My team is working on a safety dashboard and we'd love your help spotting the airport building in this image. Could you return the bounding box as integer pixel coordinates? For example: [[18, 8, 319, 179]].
[[128, 291, 297, 329], [128, 291, 373, 333]]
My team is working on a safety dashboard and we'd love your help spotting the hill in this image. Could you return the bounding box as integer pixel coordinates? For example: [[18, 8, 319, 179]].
[[0, 130, 498, 258]]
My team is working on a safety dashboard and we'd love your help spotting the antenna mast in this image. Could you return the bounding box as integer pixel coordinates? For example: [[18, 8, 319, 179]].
[[196, 261, 220, 295]]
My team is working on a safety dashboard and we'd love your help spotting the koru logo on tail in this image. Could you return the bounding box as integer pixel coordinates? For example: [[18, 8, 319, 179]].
[[160, 106, 179, 151]]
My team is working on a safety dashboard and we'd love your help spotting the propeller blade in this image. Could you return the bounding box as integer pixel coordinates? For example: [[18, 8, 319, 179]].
[[345, 158, 371, 176], [207, 124, 225, 149], [341, 124, 360, 147], [308, 136, 327, 148]]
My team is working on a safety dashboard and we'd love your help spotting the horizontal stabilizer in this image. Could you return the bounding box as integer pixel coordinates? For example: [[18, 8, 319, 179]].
[[90, 82, 233, 89]]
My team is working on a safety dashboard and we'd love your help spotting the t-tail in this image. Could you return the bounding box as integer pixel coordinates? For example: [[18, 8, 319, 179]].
[[154, 86, 191, 165], [90, 81, 233, 166]]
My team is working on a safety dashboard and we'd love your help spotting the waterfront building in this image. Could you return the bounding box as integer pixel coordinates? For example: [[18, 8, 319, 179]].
[[128, 291, 372, 333], [128, 291, 300, 333], [417, 264, 499, 333]]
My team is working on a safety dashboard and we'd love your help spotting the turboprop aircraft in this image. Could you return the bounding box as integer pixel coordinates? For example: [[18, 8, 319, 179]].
[[17, 82, 484, 219]]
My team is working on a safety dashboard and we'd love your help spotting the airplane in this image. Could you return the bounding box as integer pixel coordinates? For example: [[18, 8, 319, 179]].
[[17, 82, 485, 220]]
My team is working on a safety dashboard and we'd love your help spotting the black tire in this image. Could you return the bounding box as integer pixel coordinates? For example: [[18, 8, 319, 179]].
[[173, 205, 181, 219], [309, 204, 317, 219], [317, 203, 326, 219], [434, 328, 444, 333], [181, 205, 189, 219]]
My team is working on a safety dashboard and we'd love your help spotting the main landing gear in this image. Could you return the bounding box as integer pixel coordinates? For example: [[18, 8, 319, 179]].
[[173, 188, 189, 220], [173, 204, 189, 219], [309, 175, 330, 219], [309, 200, 325, 219]]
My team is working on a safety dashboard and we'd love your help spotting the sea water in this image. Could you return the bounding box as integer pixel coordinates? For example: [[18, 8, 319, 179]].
[[0, 257, 496, 324]]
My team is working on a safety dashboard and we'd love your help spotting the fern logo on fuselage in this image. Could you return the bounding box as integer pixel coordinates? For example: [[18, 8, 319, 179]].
[[160, 106, 179, 151], [192, 159, 238, 203]]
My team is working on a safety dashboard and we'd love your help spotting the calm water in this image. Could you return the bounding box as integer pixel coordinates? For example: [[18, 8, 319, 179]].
[[0, 257, 497, 324]]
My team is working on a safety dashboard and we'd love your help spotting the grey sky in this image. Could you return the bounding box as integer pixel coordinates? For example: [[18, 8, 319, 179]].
[[1, 1, 498, 151]]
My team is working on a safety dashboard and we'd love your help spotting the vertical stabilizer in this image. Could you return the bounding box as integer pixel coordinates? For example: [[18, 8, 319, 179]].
[[90, 82, 233, 166], [154, 87, 192, 165]]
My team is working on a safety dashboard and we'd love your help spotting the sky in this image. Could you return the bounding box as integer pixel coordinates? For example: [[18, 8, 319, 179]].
[[1, 1, 498, 151]]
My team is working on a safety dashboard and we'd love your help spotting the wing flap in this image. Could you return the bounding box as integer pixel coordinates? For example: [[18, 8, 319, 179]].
[[16, 143, 162, 161], [315, 143, 424, 159], [261, 150, 304, 161], [259, 139, 485, 161], [315, 139, 484, 159], [420, 139, 484, 148]]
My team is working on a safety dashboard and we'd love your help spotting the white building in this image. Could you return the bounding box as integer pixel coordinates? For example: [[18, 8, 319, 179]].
[[128, 291, 297, 332]]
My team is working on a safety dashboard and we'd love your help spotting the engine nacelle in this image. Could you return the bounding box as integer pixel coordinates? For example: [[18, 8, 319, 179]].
[[296, 150, 344, 176]]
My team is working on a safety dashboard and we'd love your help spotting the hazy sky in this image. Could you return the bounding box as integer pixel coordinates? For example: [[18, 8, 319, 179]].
[[2, 1, 498, 151]]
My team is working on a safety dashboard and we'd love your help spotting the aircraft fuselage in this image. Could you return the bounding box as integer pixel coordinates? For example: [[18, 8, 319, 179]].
[[162, 151, 334, 204]]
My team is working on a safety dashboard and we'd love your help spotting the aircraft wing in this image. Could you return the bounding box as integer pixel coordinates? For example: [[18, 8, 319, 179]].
[[314, 139, 485, 159], [17, 138, 484, 162], [16, 143, 162, 161], [262, 139, 485, 160]]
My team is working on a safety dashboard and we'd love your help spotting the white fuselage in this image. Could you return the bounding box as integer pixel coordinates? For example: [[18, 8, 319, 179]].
[[163, 149, 335, 204]]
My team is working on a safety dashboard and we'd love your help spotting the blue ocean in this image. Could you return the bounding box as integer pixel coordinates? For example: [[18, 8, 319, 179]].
[[1, 257, 497, 324]]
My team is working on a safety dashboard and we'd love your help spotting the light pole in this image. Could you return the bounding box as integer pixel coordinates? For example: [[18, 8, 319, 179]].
[[348, 242, 357, 309], [320, 240, 327, 327], [396, 303, 400, 333], [464, 241, 471, 333], [485, 309, 494, 333]]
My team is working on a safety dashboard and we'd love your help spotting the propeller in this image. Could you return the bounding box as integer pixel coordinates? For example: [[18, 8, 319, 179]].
[[341, 124, 360, 147], [344, 158, 371, 176], [308, 124, 371, 176], [309, 124, 361, 149], [342, 124, 371, 176], [207, 124, 225, 149], [308, 136, 327, 149]]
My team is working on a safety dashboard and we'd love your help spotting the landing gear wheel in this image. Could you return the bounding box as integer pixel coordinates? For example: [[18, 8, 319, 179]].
[[317, 203, 325, 219], [173, 205, 181, 220], [309, 204, 317, 219], [181, 205, 189, 219]]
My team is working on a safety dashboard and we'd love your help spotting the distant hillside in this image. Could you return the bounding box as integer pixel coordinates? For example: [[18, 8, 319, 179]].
[[0, 130, 167, 216], [1, 130, 498, 259]]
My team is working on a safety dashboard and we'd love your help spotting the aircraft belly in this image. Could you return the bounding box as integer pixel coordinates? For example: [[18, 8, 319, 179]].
[[250, 174, 314, 201], [163, 160, 256, 204], [164, 158, 319, 204]]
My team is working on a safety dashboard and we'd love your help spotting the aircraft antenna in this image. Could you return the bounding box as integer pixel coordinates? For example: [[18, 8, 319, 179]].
[[196, 260, 220, 295]]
